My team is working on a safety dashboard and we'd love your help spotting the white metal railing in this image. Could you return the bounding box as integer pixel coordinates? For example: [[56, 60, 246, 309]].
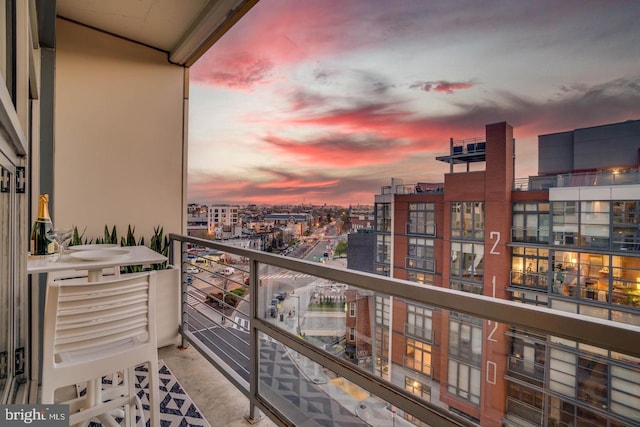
[[170, 234, 640, 427], [451, 137, 486, 155], [509, 269, 549, 290]]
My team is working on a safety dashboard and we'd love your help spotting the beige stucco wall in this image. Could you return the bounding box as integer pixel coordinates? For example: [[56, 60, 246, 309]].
[[54, 19, 185, 242]]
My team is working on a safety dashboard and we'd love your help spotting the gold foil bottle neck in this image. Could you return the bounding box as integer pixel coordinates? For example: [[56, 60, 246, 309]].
[[37, 194, 51, 219]]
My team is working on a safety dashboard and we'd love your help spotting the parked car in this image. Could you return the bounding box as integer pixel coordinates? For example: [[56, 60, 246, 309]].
[[222, 267, 235, 276], [186, 266, 199, 274]]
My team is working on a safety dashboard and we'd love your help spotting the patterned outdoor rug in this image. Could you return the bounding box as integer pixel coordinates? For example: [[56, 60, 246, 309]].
[[78, 360, 210, 427]]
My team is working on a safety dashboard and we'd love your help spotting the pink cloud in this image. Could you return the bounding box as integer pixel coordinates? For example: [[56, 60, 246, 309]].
[[188, 168, 375, 206], [187, 2, 640, 206], [262, 134, 411, 168], [194, 53, 273, 89], [278, 100, 472, 151], [190, 4, 344, 89], [410, 80, 474, 94], [190, 1, 402, 90]]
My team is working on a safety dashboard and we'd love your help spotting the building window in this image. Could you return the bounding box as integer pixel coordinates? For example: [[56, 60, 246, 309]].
[[551, 200, 640, 253], [447, 359, 481, 405], [407, 202, 436, 235], [375, 202, 391, 232], [610, 364, 640, 421], [612, 200, 640, 251], [451, 202, 484, 240], [349, 302, 356, 317], [403, 377, 432, 426], [446, 315, 483, 409], [549, 250, 640, 307], [552, 201, 579, 246], [509, 290, 549, 307], [450, 280, 483, 294], [449, 314, 482, 365], [577, 356, 608, 409], [405, 376, 431, 399], [375, 296, 390, 379], [511, 247, 550, 290], [506, 382, 543, 425], [375, 329, 389, 377], [450, 241, 484, 283], [375, 295, 390, 327], [405, 339, 432, 376], [549, 347, 576, 398], [406, 304, 433, 342], [407, 271, 434, 285], [349, 327, 356, 342], [376, 234, 390, 264], [547, 353, 640, 426], [406, 237, 435, 272], [375, 264, 390, 277], [508, 333, 546, 383], [581, 201, 610, 249], [512, 202, 550, 243]]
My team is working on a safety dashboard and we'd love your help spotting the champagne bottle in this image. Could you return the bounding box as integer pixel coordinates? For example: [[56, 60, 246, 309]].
[[30, 194, 54, 255]]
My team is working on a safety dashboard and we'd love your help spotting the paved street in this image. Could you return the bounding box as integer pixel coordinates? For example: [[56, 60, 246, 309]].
[[184, 226, 407, 426], [185, 302, 369, 426]]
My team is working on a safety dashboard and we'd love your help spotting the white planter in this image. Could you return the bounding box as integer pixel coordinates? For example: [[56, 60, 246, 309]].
[[154, 265, 181, 347]]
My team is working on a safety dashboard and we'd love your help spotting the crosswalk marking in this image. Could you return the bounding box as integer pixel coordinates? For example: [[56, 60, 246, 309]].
[[227, 316, 278, 343], [231, 316, 249, 332], [187, 294, 201, 306]]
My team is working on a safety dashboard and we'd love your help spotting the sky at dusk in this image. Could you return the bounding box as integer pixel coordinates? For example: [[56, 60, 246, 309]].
[[187, 0, 640, 207]]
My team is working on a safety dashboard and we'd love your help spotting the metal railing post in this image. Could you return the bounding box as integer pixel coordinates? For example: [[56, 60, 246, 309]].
[[180, 240, 189, 348], [246, 257, 262, 423]]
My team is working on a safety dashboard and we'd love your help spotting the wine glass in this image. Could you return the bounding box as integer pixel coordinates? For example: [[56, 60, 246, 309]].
[[46, 228, 73, 262]]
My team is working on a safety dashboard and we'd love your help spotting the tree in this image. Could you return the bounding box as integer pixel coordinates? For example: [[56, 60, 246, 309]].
[[334, 241, 347, 256]]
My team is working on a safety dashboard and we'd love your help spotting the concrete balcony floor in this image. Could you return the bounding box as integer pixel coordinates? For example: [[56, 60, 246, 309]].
[[158, 344, 277, 427]]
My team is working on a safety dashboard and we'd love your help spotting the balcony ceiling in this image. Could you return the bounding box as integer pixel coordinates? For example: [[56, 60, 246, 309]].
[[55, 0, 258, 66]]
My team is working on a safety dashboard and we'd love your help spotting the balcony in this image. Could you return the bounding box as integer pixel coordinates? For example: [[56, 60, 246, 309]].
[[6, 6, 640, 425], [124, 234, 640, 427], [513, 168, 640, 191], [510, 270, 549, 291], [380, 183, 444, 196]]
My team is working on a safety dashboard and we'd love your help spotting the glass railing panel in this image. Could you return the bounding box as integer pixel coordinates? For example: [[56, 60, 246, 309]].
[[258, 335, 439, 427], [174, 235, 640, 427], [257, 263, 350, 351]]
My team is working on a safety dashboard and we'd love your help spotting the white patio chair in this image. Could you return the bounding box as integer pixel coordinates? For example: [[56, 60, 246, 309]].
[[41, 271, 160, 427]]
